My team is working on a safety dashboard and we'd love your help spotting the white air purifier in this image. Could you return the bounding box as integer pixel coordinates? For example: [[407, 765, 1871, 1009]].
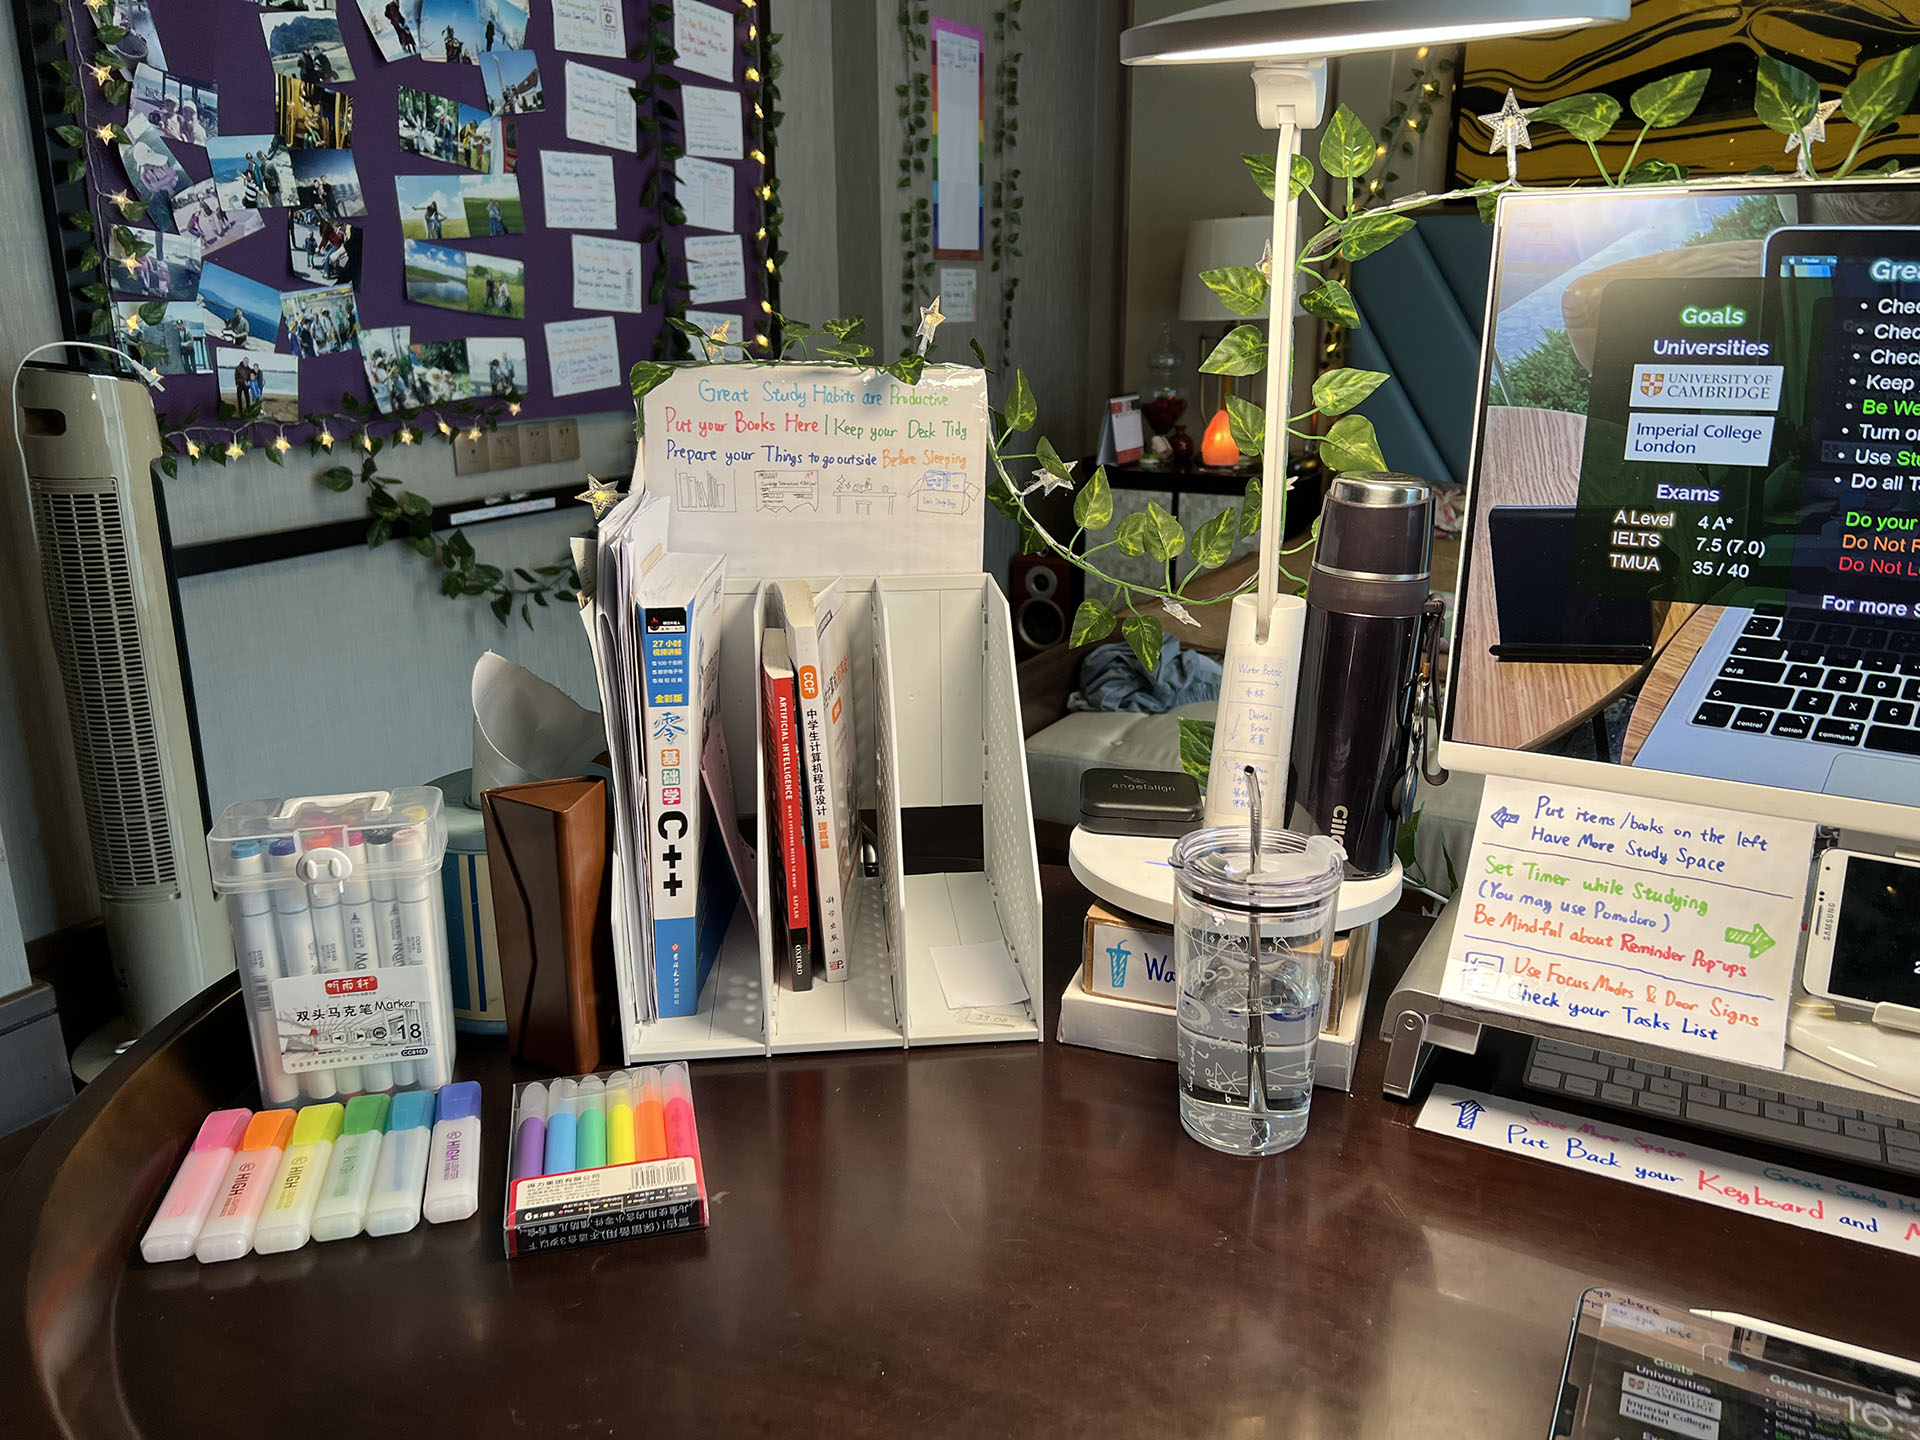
[[18, 364, 231, 1034]]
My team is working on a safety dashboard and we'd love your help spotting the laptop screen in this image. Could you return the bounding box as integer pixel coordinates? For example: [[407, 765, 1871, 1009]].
[[1446, 180, 1920, 812]]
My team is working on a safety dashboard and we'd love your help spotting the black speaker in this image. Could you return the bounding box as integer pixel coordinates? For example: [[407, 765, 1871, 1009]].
[[1012, 554, 1076, 660]]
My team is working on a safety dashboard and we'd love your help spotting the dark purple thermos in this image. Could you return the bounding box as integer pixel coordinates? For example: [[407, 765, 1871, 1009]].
[[1288, 474, 1440, 878]]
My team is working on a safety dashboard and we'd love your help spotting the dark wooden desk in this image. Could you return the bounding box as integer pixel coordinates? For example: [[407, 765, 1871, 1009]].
[[7, 870, 1917, 1439]]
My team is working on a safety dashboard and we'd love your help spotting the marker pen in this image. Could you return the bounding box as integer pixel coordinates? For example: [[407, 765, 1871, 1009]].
[[605, 1071, 635, 1165], [391, 826, 453, 1089], [139, 1109, 252, 1263], [662, 1063, 705, 1192], [312, 1093, 390, 1242], [194, 1108, 297, 1263], [269, 838, 334, 1101], [511, 1082, 548, 1181], [634, 1067, 668, 1162], [365, 1088, 435, 1236], [423, 1081, 482, 1224], [226, 842, 298, 1105], [253, 1102, 344, 1254], [543, 1077, 578, 1175], [366, 829, 414, 1088], [576, 1073, 607, 1170], [304, 828, 362, 1094], [342, 830, 395, 1093]]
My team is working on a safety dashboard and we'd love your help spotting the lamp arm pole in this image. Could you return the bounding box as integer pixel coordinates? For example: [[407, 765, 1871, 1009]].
[[1254, 117, 1301, 644]]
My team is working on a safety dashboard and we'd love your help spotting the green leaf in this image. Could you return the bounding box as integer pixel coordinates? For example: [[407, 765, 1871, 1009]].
[[1120, 612, 1163, 677], [491, 593, 513, 625], [1842, 46, 1920, 136], [1036, 435, 1073, 481], [629, 360, 673, 406], [1290, 153, 1314, 198], [1070, 597, 1117, 646], [822, 315, 866, 340], [1467, 178, 1505, 224], [1623, 157, 1689, 185], [1073, 465, 1112, 529], [1321, 413, 1387, 474], [1177, 717, 1215, 783], [1141, 501, 1184, 563], [315, 465, 354, 493], [1199, 324, 1267, 377], [1318, 102, 1375, 178], [1239, 477, 1262, 539], [885, 353, 925, 385], [410, 535, 439, 558], [137, 299, 167, 324], [1338, 211, 1414, 262], [1243, 152, 1276, 199], [1005, 368, 1037, 430], [1311, 366, 1389, 416], [1300, 279, 1359, 328], [1198, 265, 1268, 317], [1754, 56, 1819, 135], [1114, 511, 1152, 556], [400, 490, 432, 518], [1225, 395, 1265, 456], [1190, 507, 1236, 569], [1530, 91, 1623, 142], [1630, 68, 1710, 128]]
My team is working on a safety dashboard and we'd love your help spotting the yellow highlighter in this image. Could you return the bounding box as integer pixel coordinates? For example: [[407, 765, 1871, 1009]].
[[635, 1067, 669, 1161], [606, 1070, 636, 1165]]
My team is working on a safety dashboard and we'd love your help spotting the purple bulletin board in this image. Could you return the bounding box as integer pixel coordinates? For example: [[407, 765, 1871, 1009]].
[[50, 0, 774, 436]]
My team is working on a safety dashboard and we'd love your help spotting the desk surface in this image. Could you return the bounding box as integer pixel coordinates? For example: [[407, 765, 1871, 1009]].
[[8, 870, 1919, 1440]]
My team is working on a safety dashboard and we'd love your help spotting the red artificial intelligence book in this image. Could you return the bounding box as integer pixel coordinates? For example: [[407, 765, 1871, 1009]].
[[761, 630, 814, 990]]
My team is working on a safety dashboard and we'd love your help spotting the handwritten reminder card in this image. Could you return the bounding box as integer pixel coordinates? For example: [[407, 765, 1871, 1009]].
[[1442, 777, 1814, 1069]]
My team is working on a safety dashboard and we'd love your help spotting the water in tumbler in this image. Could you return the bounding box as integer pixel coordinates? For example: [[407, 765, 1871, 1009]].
[[1176, 923, 1322, 1155]]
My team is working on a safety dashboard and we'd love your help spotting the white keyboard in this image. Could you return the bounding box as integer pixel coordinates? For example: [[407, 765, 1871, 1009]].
[[1525, 1038, 1920, 1175]]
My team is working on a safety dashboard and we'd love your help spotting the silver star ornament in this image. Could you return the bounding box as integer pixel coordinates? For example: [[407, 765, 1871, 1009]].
[[1785, 99, 1844, 175], [1480, 88, 1537, 183], [576, 474, 623, 519], [915, 297, 946, 356]]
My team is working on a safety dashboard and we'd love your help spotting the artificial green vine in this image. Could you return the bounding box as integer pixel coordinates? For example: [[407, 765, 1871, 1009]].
[[635, 3, 689, 357], [988, 0, 1023, 365], [750, 8, 784, 350], [1372, 50, 1453, 200], [895, 1, 932, 346]]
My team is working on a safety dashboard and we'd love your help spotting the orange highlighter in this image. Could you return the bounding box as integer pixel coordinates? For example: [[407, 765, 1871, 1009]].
[[634, 1067, 669, 1161]]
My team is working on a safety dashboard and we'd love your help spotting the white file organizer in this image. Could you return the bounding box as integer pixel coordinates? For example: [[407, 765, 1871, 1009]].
[[616, 573, 1044, 1061]]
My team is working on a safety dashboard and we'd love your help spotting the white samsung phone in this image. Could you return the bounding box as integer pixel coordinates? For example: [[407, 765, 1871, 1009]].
[[1805, 849, 1920, 1010]]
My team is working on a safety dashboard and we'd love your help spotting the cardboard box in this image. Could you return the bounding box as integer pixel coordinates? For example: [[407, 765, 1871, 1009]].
[[1082, 901, 1176, 1008]]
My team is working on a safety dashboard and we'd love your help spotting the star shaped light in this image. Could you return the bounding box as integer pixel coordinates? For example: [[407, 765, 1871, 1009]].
[[1162, 599, 1200, 628], [273, 434, 291, 454], [1025, 466, 1074, 497], [576, 475, 622, 520], [702, 318, 734, 359], [1258, 239, 1273, 283], [915, 297, 945, 356], [317, 427, 334, 449], [1480, 87, 1537, 182], [1785, 98, 1844, 175], [185, 437, 201, 459]]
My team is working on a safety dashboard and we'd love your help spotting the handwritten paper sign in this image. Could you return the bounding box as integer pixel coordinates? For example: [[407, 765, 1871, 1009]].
[[1443, 777, 1814, 1069], [684, 233, 746, 304], [938, 266, 977, 323], [564, 61, 637, 151], [571, 234, 644, 313], [676, 157, 735, 233], [1420, 1085, 1920, 1256], [541, 151, 617, 230], [640, 362, 990, 575], [552, 0, 625, 57], [673, 0, 735, 82], [545, 316, 621, 397], [682, 84, 744, 160]]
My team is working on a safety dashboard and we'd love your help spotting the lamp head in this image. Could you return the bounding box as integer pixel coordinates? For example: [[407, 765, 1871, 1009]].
[[1120, 0, 1629, 67]]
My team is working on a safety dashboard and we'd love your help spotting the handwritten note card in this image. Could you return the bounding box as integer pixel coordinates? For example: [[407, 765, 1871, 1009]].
[[938, 266, 977, 323], [545, 316, 622, 397], [1442, 777, 1814, 1069], [541, 151, 617, 230], [684, 233, 746, 304], [1420, 1085, 1920, 1256], [565, 62, 637, 151], [682, 84, 744, 160], [571, 234, 644, 313], [676, 156, 734, 233], [674, 0, 735, 82], [640, 362, 991, 575], [552, 0, 625, 57]]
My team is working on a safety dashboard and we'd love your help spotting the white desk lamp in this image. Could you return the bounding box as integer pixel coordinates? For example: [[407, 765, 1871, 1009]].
[[1120, 0, 1628, 829]]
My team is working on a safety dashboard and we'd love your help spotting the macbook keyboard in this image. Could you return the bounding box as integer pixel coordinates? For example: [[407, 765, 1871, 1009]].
[[1688, 606, 1920, 754], [1524, 1037, 1920, 1175]]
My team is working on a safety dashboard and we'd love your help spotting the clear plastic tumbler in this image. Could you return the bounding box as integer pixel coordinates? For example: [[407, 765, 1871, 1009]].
[[1168, 825, 1344, 1156]]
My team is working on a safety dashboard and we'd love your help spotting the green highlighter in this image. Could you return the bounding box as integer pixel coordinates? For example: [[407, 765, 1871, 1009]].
[[311, 1093, 393, 1242], [576, 1074, 608, 1169]]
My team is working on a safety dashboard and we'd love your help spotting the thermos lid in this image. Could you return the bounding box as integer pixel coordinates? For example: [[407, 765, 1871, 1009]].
[[1315, 473, 1432, 581], [1167, 827, 1345, 916]]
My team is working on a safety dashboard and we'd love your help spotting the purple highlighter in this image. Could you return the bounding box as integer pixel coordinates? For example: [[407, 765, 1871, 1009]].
[[511, 1083, 549, 1182]]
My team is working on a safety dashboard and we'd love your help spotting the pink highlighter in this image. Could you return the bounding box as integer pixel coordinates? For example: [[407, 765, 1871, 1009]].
[[139, 1109, 254, 1263]]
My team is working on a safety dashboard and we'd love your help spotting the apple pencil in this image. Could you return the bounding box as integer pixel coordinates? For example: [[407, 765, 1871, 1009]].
[[194, 1109, 297, 1263], [226, 843, 298, 1105], [268, 838, 335, 1101], [423, 1081, 482, 1224], [312, 1093, 391, 1242], [254, 1102, 344, 1254], [139, 1109, 252, 1263]]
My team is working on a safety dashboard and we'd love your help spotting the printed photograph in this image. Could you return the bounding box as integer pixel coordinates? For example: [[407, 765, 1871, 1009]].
[[355, 0, 424, 61], [419, 0, 484, 64], [403, 237, 469, 312], [480, 51, 541, 115], [111, 226, 202, 301], [408, 337, 471, 402], [289, 210, 362, 286], [397, 87, 494, 171], [466, 336, 526, 399], [259, 9, 356, 83], [476, 0, 530, 51], [496, 114, 519, 174], [171, 177, 265, 257], [216, 346, 299, 424], [275, 75, 353, 149], [118, 301, 209, 376], [290, 149, 367, 217], [283, 284, 361, 358], [466, 252, 524, 317], [395, 173, 523, 239], [118, 115, 191, 227], [360, 325, 416, 413], [129, 62, 217, 145], [108, 1, 167, 69], [208, 134, 296, 210], [194, 263, 281, 352]]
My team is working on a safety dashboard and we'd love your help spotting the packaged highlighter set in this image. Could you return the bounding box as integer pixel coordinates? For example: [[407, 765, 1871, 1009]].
[[503, 1063, 708, 1256], [207, 788, 456, 1107]]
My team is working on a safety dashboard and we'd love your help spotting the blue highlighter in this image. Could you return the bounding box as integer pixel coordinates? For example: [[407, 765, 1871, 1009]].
[[543, 1077, 579, 1175]]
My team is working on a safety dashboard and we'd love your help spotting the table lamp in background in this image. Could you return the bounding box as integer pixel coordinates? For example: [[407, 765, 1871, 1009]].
[[1122, 0, 1627, 828]]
